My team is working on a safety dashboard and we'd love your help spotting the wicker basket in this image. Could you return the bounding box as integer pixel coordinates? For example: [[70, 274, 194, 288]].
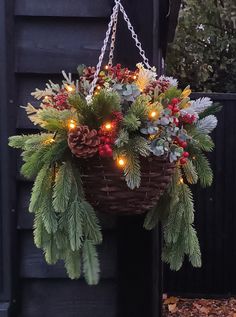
[[81, 156, 175, 215]]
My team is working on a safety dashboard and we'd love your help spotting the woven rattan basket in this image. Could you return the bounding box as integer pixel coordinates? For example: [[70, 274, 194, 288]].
[[81, 157, 175, 215]]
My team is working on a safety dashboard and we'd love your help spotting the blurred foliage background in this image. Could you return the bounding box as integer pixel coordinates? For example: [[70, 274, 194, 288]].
[[166, 0, 236, 92]]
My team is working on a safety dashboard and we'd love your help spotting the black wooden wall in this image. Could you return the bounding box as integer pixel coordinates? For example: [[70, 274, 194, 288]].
[[0, 1, 169, 317], [164, 93, 236, 297]]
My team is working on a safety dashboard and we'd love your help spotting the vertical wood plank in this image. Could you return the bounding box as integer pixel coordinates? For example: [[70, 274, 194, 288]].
[[0, 0, 17, 315], [115, 1, 163, 316]]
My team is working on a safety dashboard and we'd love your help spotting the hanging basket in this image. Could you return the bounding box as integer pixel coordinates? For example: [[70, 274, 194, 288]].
[[82, 157, 175, 215], [8, 0, 219, 283]]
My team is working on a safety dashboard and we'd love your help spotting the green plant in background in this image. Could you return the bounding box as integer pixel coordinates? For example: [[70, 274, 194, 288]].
[[166, 0, 236, 92]]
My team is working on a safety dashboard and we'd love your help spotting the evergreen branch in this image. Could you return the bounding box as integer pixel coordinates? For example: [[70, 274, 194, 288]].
[[67, 200, 83, 251], [193, 153, 213, 187], [9, 135, 35, 150], [127, 95, 149, 121], [80, 201, 102, 244], [29, 164, 51, 213], [65, 250, 81, 279], [122, 113, 141, 131], [44, 234, 60, 265], [199, 103, 222, 119], [82, 240, 100, 285], [115, 129, 129, 147], [133, 136, 150, 157], [191, 131, 215, 152], [123, 147, 141, 189], [164, 202, 184, 244], [33, 212, 50, 248], [53, 161, 73, 213], [182, 160, 198, 184]]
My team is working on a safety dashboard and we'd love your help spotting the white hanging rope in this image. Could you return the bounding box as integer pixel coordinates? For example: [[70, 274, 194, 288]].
[[86, 0, 152, 101]]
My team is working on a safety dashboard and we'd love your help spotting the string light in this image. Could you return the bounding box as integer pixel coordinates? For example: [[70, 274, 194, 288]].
[[65, 84, 75, 92], [44, 138, 55, 145], [97, 85, 101, 90], [192, 156, 196, 160], [117, 158, 126, 167], [104, 122, 112, 130], [105, 65, 109, 70], [44, 95, 50, 101], [149, 111, 158, 119], [68, 119, 76, 130], [178, 177, 184, 185], [133, 75, 137, 80]]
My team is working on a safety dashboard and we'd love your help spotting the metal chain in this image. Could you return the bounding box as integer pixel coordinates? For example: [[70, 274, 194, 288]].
[[87, 0, 152, 101], [87, 2, 119, 101], [118, 1, 152, 70], [108, 4, 119, 67]]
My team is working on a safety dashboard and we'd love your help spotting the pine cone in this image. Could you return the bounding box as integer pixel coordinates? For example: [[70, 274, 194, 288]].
[[68, 126, 100, 158]]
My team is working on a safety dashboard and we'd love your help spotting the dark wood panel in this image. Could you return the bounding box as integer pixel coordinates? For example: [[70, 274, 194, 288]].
[[15, 18, 107, 74], [16, 74, 71, 129], [19, 279, 117, 317], [15, 0, 112, 17], [19, 230, 117, 279], [17, 181, 117, 230], [164, 99, 236, 296]]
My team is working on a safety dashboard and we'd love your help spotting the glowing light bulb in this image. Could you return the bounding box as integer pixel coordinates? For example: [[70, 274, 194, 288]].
[[133, 75, 137, 80], [192, 156, 196, 160], [44, 95, 50, 101], [44, 138, 55, 145], [105, 65, 109, 70], [150, 111, 158, 119], [179, 177, 184, 185], [97, 85, 101, 90], [105, 122, 112, 130], [117, 158, 126, 167], [65, 84, 74, 92], [68, 120, 76, 130]]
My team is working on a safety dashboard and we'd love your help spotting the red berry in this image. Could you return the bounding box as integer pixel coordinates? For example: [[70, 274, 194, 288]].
[[172, 106, 179, 113], [171, 98, 179, 105], [105, 137, 111, 144], [173, 118, 179, 126], [99, 150, 105, 157], [168, 105, 173, 110], [106, 148, 113, 157], [181, 141, 187, 148], [180, 157, 187, 165], [182, 151, 189, 158]]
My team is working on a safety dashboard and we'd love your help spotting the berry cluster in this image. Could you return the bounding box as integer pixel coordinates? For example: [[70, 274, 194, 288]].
[[98, 112, 123, 158], [107, 64, 136, 84], [144, 79, 170, 95], [180, 113, 197, 124], [52, 92, 71, 110]]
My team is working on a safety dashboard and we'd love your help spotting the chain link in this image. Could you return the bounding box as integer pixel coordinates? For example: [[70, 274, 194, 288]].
[[108, 4, 119, 67], [87, 2, 119, 101], [118, 1, 151, 70], [87, 0, 152, 101]]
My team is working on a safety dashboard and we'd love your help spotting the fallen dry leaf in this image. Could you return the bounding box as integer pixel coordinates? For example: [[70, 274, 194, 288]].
[[164, 296, 179, 305], [168, 303, 177, 313], [163, 297, 236, 317]]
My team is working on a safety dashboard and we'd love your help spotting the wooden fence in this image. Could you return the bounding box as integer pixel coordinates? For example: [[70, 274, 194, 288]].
[[164, 93, 236, 297]]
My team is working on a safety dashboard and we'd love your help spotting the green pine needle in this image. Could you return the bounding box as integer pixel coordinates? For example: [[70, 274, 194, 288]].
[[82, 240, 100, 285], [182, 160, 198, 184], [65, 250, 81, 280], [80, 201, 102, 244], [193, 153, 213, 187], [53, 162, 73, 213], [29, 164, 51, 213], [67, 200, 83, 251]]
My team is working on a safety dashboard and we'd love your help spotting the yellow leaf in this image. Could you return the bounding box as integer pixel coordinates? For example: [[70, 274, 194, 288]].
[[164, 296, 179, 305]]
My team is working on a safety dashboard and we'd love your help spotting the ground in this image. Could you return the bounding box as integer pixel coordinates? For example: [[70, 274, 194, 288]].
[[163, 296, 236, 317]]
